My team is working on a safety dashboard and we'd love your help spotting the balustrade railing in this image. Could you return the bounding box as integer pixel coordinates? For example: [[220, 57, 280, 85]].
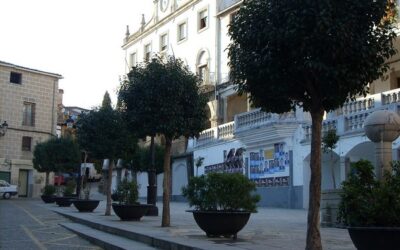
[[342, 98, 375, 115], [235, 108, 295, 132], [218, 121, 234, 139], [196, 122, 235, 146], [382, 89, 400, 105]]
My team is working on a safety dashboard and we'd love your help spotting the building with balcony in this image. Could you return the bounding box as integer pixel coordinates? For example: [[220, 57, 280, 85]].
[[0, 60, 62, 198], [123, 0, 400, 208]]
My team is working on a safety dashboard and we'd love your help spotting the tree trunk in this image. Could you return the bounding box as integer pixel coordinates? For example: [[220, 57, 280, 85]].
[[45, 172, 49, 186], [161, 138, 172, 227], [105, 159, 114, 216], [147, 136, 157, 205], [306, 108, 324, 250]]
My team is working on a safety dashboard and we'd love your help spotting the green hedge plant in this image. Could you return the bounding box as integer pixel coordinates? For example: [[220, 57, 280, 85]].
[[115, 179, 139, 205], [42, 184, 56, 196], [63, 180, 76, 197], [182, 173, 260, 212], [338, 160, 400, 227]]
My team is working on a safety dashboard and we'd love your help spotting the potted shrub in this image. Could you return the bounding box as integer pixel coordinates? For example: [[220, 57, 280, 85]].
[[338, 160, 400, 250], [182, 172, 260, 239], [112, 179, 151, 221], [54, 180, 76, 207], [72, 184, 101, 212], [40, 184, 56, 203]]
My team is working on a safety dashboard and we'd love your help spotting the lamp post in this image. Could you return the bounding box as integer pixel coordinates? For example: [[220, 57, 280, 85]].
[[0, 121, 8, 136]]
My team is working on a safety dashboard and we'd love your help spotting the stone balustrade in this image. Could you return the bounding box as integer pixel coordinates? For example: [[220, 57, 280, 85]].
[[218, 121, 234, 139], [196, 122, 235, 146], [194, 88, 400, 147]]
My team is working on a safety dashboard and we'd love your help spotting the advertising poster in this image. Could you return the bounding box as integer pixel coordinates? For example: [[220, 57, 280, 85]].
[[249, 143, 289, 187]]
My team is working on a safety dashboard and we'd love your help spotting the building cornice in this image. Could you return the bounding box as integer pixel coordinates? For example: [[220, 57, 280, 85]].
[[122, 0, 201, 49], [216, 0, 242, 17], [0, 60, 63, 79]]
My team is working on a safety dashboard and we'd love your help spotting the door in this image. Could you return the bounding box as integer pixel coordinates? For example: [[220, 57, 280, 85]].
[[18, 170, 28, 197]]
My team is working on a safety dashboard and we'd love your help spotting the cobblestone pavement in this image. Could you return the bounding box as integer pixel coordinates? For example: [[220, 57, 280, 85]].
[[0, 198, 102, 250]]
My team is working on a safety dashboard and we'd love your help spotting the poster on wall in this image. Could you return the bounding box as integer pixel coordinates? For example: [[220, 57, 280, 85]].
[[204, 148, 245, 175], [249, 142, 289, 187]]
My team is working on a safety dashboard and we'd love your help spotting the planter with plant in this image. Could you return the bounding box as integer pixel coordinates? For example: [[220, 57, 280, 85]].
[[54, 180, 76, 207], [72, 184, 101, 212], [338, 160, 400, 250], [182, 172, 260, 239], [41, 184, 56, 203], [112, 179, 151, 221]]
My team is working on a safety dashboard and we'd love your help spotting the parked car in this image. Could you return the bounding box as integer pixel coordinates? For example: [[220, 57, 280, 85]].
[[54, 173, 78, 185], [0, 180, 18, 199]]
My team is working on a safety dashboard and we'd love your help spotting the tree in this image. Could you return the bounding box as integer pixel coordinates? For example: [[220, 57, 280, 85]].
[[76, 92, 132, 216], [228, 1, 396, 249], [119, 56, 208, 226], [130, 144, 165, 174], [322, 129, 340, 189], [33, 136, 81, 185], [33, 142, 52, 185]]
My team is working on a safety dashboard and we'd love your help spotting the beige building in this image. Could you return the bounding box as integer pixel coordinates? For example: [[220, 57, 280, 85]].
[[0, 60, 62, 198]]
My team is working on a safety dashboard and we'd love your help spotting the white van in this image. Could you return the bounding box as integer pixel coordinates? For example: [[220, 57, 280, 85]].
[[81, 163, 102, 182]]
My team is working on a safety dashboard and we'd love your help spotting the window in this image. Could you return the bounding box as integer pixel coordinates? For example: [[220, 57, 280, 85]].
[[197, 51, 208, 83], [10, 72, 22, 84], [144, 43, 151, 62], [129, 53, 137, 68], [198, 9, 208, 31], [22, 136, 32, 151], [177, 22, 187, 42], [198, 65, 207, 81], [160, 33, 168, 52], [23, 102, 35, 126]]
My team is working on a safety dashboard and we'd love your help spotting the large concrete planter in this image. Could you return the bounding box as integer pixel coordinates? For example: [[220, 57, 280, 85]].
[[54, 197, 74, 207], [348, 227, 400, 250], [320, 189, 342, 227], [112, 203, 151, 221], [40, 195, 55, 203], [72, 199, 101, 212], [188, 210, 251, 239]]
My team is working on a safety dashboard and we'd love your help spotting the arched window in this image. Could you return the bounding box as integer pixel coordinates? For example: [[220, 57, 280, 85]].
[[197, 51, 208, 84]]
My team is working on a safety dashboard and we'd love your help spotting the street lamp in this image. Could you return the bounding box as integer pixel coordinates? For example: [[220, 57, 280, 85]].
[[0, 121, 8, 136]]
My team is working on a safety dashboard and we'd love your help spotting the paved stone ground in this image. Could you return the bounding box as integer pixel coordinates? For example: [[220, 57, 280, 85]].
[[47, 187, 356, 250], [0, 198, 102, 250]]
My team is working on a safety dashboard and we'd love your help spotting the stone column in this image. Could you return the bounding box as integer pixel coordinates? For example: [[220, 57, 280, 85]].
[[364, 110, 400, 180]]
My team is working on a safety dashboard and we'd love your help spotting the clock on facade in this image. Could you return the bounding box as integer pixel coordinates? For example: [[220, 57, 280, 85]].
[[160, 0, 169, 12]]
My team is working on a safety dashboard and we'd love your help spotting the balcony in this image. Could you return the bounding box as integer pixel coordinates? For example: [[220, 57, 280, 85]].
[[303, 88, 400, 141], [193, 108, 302, 148]]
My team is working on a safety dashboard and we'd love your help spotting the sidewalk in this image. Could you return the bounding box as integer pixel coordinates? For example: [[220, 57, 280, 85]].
[[40, 193, 355, 250]]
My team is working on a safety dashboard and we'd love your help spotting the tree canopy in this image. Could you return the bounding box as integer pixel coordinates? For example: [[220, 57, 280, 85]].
[[228, 1, 397, 249], [228, 0, 396, 114], [33, 136, 81, 185], [118, 56, 208, 140]]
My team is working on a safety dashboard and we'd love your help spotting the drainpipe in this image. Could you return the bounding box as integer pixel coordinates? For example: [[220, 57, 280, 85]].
[[51, 79, 56, 137]]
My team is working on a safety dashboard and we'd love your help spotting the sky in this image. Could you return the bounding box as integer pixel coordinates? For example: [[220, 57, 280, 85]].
[[0, 0, 153, 109]]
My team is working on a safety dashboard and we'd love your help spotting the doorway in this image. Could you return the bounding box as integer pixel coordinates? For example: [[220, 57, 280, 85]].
[[18, 170, 29, 197]]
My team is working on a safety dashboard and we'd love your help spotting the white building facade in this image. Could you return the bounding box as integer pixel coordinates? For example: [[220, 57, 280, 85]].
[[123, 0, 400, 209]]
